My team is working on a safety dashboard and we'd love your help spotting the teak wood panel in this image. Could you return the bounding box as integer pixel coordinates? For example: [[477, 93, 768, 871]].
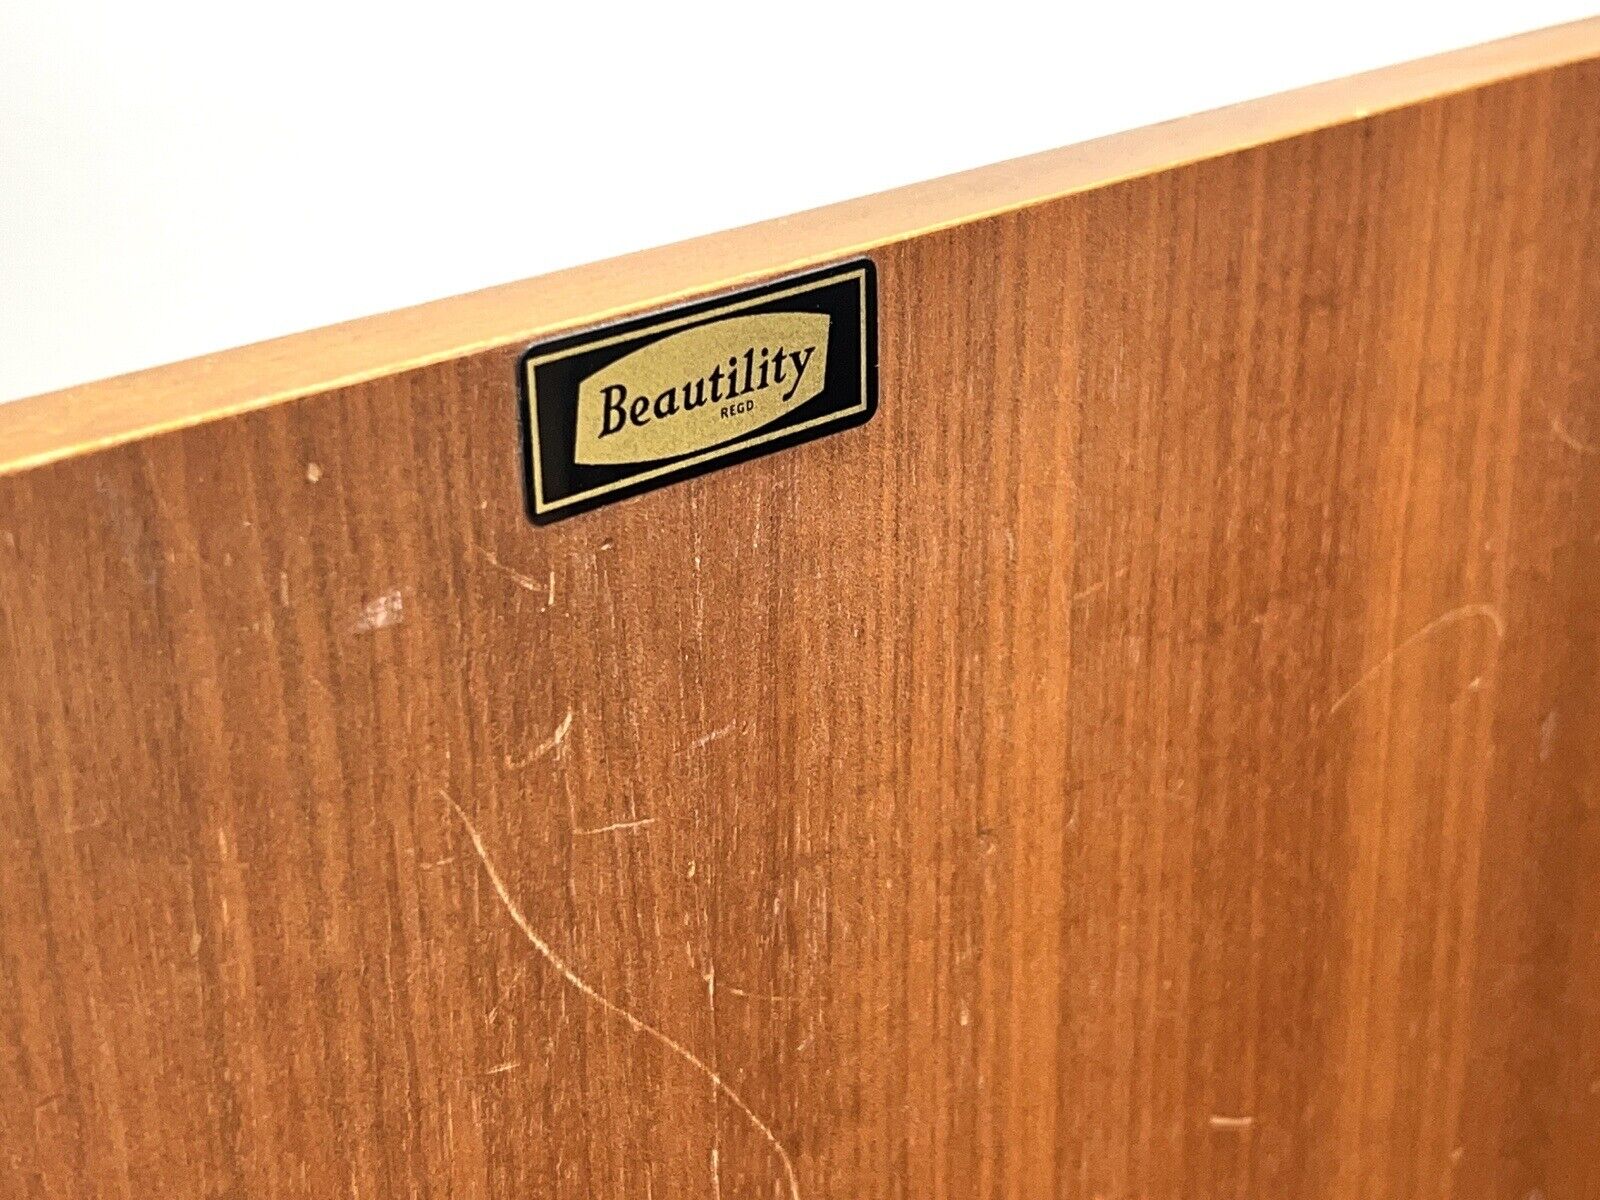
[[3, 23, 1599, 1200]]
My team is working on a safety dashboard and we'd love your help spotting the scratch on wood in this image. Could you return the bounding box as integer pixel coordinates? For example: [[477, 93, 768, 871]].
[[1328, 603, 1504, 715], [63, 810, 109, 835], [1071, 565, 1130, 606], [1209, 1114, 1255, 1131], [1543, 403, 1598, 455], [575, 817, 656, 836], [685, 720, 740, 753], [473, 544, 544, 595], [1540, 710, 1558, 761], [448, 796, 801, 1200], [722, 983, 795, 1003], [506, 710, 573, 769]]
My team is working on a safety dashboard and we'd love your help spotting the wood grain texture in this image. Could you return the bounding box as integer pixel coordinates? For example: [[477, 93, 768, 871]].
[[3, 31, 1600, 1200]]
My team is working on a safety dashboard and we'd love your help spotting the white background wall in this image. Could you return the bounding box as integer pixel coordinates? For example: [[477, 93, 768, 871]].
[[1, 2, 1593, 404]]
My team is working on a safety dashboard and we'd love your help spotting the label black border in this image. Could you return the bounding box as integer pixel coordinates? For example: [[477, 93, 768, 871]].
[[517, 258, 878, 525]]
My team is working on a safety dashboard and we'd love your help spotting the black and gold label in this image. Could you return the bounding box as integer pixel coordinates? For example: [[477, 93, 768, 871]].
[[518, 260, 877, 523]]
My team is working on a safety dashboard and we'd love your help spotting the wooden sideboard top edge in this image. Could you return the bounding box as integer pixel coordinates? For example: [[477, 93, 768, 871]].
[[3, 15, 1597, 478]]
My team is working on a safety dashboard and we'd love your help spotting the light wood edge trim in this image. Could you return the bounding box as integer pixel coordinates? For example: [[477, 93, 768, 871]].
[[4, 17, 1598, 477]]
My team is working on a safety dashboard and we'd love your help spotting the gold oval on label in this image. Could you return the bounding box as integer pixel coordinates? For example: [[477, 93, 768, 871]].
[[573, 313, 831, 466]]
